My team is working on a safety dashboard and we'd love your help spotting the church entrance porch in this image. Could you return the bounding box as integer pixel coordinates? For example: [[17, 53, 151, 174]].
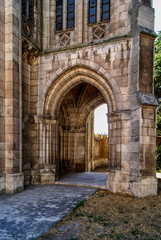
[[29, 65, 158, 198]]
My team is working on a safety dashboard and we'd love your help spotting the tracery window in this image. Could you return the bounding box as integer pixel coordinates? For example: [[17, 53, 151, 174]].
[[22, 0, 41, 48], [22, 0, 34, 24], [89, 0, 97, 24], [56, 0, 75, 31], [88, 0, 110, 24], [56, 0, 63, 31], [67, 0, 75, 29]]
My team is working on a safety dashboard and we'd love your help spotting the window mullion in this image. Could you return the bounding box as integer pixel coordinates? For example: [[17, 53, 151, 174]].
[[27, 0, 29, 18], [63, 0, 67, 30]]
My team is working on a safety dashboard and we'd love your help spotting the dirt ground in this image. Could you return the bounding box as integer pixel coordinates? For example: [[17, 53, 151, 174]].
[[39, 181, 161, 240]]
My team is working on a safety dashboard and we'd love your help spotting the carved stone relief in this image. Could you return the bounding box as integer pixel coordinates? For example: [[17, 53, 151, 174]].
[[92, 25, 105, 40], [59, 32, 70, 46]]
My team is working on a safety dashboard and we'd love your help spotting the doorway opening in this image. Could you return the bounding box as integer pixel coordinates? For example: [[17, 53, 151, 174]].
[[56, 82, 108, 178], [92, 104, 108, 173]]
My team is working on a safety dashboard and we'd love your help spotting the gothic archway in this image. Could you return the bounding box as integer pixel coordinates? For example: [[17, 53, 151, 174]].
[[40, 65, 123, 180]]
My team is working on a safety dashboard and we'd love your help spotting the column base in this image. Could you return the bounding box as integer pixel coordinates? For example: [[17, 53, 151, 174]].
[[106, 170, 158, 197], [31, 165, 56, 185], [106, 170, 132, 195], [5, 173, 24, 194], [40, 172, 55, 185], [130, 177, 158, 198], [0, 174, 5, 194]]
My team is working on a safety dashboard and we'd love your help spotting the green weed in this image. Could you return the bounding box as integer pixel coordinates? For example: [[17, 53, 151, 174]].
[[103, 222, 109, 227], [131, 228, 139, 235], [123, 219, 129, 224], [73, 199, 85, 212]]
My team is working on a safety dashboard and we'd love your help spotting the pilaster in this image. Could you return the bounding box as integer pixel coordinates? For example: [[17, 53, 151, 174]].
[[30, 115, 59, 185], [4, 0, 24, 193]]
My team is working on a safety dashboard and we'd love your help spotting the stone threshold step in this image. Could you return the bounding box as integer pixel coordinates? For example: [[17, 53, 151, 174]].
[[55, 181, 106, 189]]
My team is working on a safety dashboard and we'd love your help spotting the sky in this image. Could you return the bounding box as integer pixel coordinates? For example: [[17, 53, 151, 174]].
[[153, 0, 161, 33], [94, 0, 161, 134]]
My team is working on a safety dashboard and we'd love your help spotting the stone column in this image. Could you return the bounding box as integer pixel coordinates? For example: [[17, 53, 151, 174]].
[[4, 0, 24, 194], [107, 112, 122, 170], [129, 93, 158, 197], [31, 115, 59, 185], [0, 0, 5, 194], [106, 110, 132, 195], [106, 103, 158, 197], [86, 114, 94, 172]]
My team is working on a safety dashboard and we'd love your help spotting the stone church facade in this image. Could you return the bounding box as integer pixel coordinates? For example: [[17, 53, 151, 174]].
[[0, 0, 158, 197]]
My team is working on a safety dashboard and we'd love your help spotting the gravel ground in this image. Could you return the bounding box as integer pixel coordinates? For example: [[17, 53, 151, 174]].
[[39, 181, 161, 240]]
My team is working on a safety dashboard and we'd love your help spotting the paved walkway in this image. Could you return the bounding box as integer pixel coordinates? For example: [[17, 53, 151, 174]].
[[0, 185, 97, 240], [56, 172, 107, 189], [0, 172, 160, 240]]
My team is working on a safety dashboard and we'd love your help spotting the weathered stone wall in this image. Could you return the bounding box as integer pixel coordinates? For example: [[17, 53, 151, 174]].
[[37, 39, 131, 113], [139, 34, 154, 93], [94, 135, 108, 170], [42, 0, 132, 51]]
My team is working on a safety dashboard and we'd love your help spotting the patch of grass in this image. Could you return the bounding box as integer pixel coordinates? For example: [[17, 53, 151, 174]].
[[123, 219, 129, 224], [74, 212, 83, 217], [119, 208, 123, 214], [114, 234, 123, 239], [142, 206, 146, 210], [108, 234, 114, 238], [72, 199, 85, 212], [103, 222, 109, 227], [86, 225, 91, 229], [69, 238, 79, 240], [98, 234, 107, 238], [99, 193, 105, 198], [131, 228, 139, 235], [94, 216, 106, 223]]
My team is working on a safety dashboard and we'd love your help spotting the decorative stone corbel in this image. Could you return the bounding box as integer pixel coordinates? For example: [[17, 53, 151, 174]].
[[22, 40, 29, 60], [22, 40, 39, 66], [28, 48, 39, 66]]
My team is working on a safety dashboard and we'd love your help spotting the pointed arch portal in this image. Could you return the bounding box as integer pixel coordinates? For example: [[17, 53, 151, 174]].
[[31, 65, 158, 197], [41, 65, 122, 179]]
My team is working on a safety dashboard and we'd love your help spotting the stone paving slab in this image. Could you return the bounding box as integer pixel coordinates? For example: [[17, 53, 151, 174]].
[[55, 172, 107, 189], [0, 185, 97, 240]]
